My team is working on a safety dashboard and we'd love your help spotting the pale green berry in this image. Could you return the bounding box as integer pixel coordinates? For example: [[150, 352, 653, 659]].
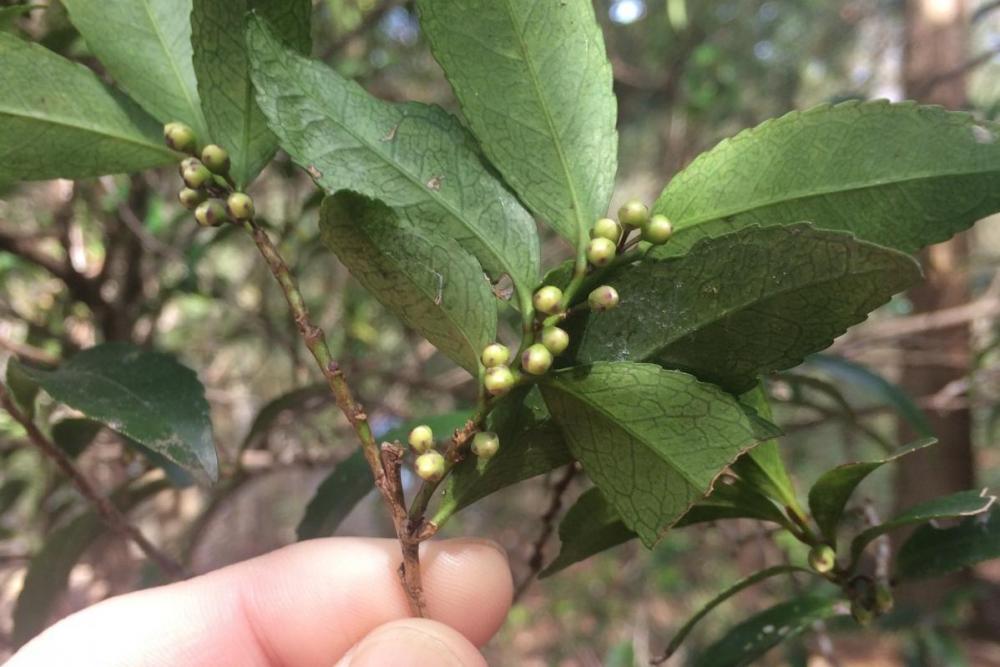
[[472, 431, 500, 459], [808, 545, 836, 574], [618, 198, 649, 228], [178, 187, 206, 210], [194, 199, 228, 227], [588, 285, 619, 311], [541, 326, 569, 355], [164, 122, 196, 154], [642, 214, 673, 245], [408, 424, 434, 454], [586, 237, 617, 267], [201, 144, 231, 175], [481, 343, 511, 368], [521, 343, 553, 375], [850, 599, 874, 626], [590, 217, 622, 243], [415, 451, 446, 481], [873, 584, 894, 615], [227, 192, 255, 221], [532, 285, 564, 315], [484, 365, 515, 396], [182, 162, 212, 189]]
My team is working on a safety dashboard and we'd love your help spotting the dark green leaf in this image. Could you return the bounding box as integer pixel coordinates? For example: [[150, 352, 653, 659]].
[[418, 0, 617, 244], [572, 224, 920, 392], [540, 362, 780, 546], [0, 478, 28, 515], [246, 17, 540, 306], [12, 343, 218, 482], [676, 477, 790, 528], [540, 487, 634, 577], [242, 383, 329, 450], [50, 417, 103, 458], [296, 448, 372, 540], [5, 360, 39, 420], [192, 1, 311, 187], [0, 33, 177, 182], [809, 438, 937, 544], [319, 191, 497, 373], [896, 508, 1000, 581], [655, 100, 1000, 254], [731, 382, 798, 509]]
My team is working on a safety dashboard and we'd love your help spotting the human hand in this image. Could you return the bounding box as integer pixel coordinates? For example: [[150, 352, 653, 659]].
[[8, 537, 513, 666]]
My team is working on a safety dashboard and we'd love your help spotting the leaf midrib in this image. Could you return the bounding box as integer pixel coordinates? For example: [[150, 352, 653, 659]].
[[139, 0, 206, 134], [0, 109, 174, 157]]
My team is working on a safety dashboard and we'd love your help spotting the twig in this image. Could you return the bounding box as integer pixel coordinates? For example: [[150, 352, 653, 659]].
[[513, 464, 577, 600], [0, 382, 186, 579]]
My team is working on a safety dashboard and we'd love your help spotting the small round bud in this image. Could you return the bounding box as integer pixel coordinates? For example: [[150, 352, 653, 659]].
[[533, 285, 564, 315], [541, 326, 569, 355], [586, 237, 617, 267], [873, 584, 894, 615], [227, 192, 255, 221], [415, 451, 446, 482], [642, 214, 673, 245], [472, 431, 500, 459], [521, 343, 553, 375], [408, 424, 434, 454], [164, 122, 196, 154], [201, 144, 231, 174], [481, 343, 511, 368], [588, 285, 620, 311], [194, 199, 228, 227], [182, 162, 212, 189], [484, 365, 516, 396], [178, 187, 206, 210], [590, 217, 622, 243], [850, 599, 874, 627], [618, 198, 649, 228], [808, 545, 836, 574]]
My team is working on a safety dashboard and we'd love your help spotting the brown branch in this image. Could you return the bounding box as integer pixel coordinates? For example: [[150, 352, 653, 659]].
[[0, 382, 186, 579], [514, 464, 577, 600]]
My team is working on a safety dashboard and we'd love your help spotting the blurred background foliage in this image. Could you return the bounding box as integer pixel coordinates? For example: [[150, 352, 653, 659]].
[[2, 0, 1000, 664]]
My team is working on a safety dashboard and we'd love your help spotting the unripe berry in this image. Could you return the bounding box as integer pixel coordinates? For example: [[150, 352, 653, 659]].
[[533, 285, 564, 315], [521, 343, 553, 375], [484, 365, 515, 396], [472, 431, 500, 459], [586, 237, 617, 267], [179, 157, 200, 175], [194, 199, 228, 227], [873, 584, 894, 615], [541, 326, 569, 355], [588, 285, 620, 311], [850, 599, 874, 627], [642, 214, 673, 245], [481, 343, 511, 368], [618, 198, 649, 229], [408, 424, 434, 454], [163, 122, 196, 154], [227, 192, 255, 221], [182, 161, 212, 189], [201, 144, 231, 174], [178, 187, 206, 210], [415, 451, 445, 482], [808, 545, 836, 574], [590, 217, 622, 243]]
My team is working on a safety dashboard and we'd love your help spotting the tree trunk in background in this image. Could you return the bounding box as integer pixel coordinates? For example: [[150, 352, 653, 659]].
[[897, 0, 975, 607]]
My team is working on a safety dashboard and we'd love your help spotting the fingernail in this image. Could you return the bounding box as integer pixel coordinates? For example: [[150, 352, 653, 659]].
[[345, 626, 466, 667]]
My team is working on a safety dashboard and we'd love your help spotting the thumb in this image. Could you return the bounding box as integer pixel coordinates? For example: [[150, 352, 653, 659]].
[[336, 618, 488, 667]]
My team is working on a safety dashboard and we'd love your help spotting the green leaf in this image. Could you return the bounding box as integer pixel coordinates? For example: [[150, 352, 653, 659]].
[[0, 33, 178, 182], [319, 191, 497, 374], [418, 0, 618, 244], [731, 382, 798, 510], [540, 487, 635, 578], [676, 478, 790, 528], [191, 1, 311, 187], [850, 488, 997, 563], [246, 18, 540, 306], [808, 438, 937, 544], [655, 100, 1000, 254], [61, 0, 208, 139], [12, 343, 218, 482], [572, 224, 921, 392], [896, 508, 1000, 581], [296, 448, 372, 540], [12, 478, 170, 648], [539, 362, 780, 546], [5, 360, 39, 420], [242, 383, 329, 450], [694, 595, 842, 667], [50, 417, 103, 458]]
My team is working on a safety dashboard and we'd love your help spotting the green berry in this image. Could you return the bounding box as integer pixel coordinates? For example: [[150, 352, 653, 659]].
[[481, 343, 511, 368], [618, 198, 649, 229], [484, 365, 515, 396], [182, 161, 212, 189], [873, 584, 894, 615], [408, 424, 434, 453], [163, 122, 196, 154], [533, 285, 564, 315], [201, 144, 231, 175], [178, 187, 206, 210], [588, 285, 619, 311], [541, 326, 569, 355], [194, 199, 228, 227], [850, 599, 874, 627], [472, 431, 500, 459], [586, 237, 617, 267], [415, 451, 446, 482], [591, 217, 622, 243], [808, 545, 836, 574], [642, 214, 673, 245], [227, 192, 255, 221], [521, 343, 553, 375]]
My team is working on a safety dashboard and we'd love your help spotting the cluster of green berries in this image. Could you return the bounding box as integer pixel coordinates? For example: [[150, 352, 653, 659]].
[[408, 423, 499, 482], [163, 122, 255, 228]]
